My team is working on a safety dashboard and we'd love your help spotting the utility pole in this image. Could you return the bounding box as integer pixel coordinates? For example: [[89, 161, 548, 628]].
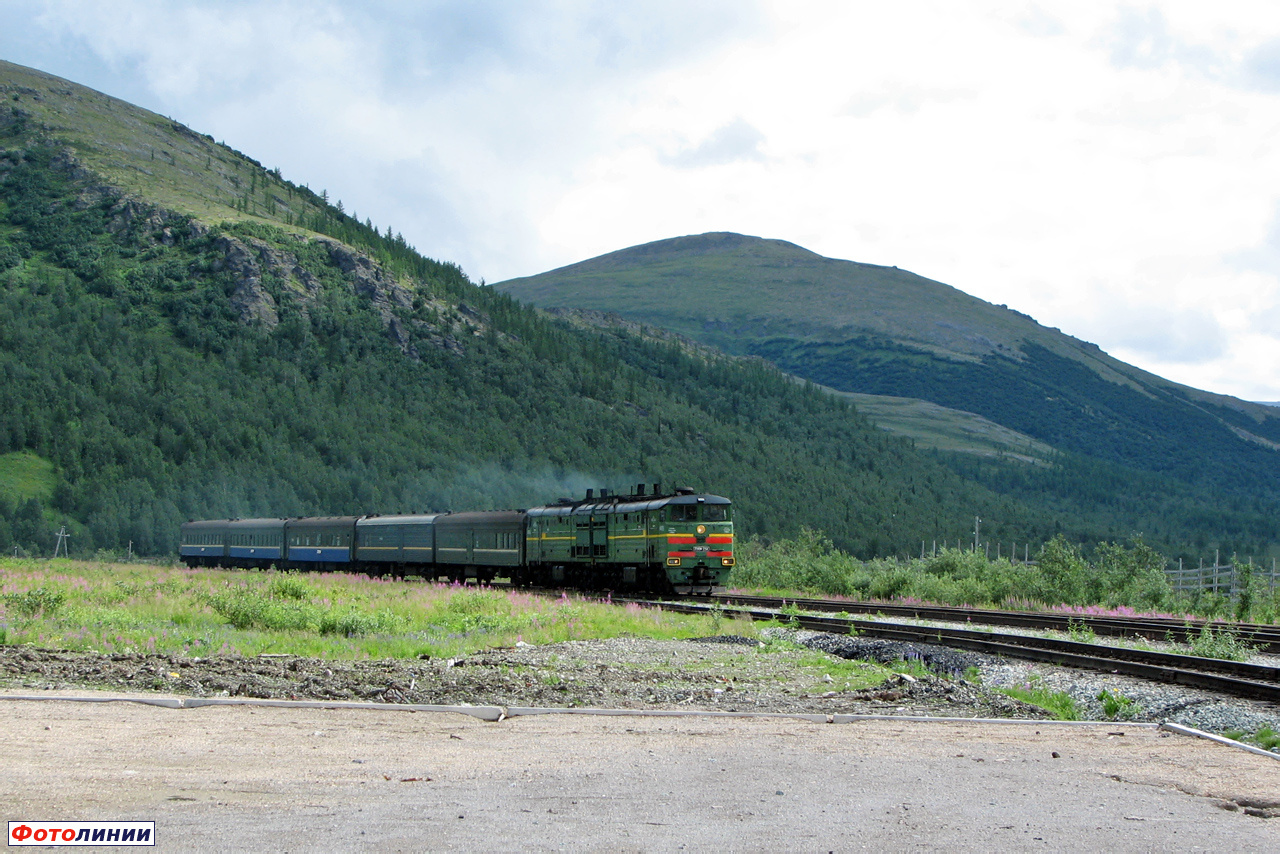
[[973, 517, 981, 552], [53, 526, 69, 558]]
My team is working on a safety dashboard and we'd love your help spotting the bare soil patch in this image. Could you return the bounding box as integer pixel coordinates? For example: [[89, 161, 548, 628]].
[[0, 635, 1045, 718]]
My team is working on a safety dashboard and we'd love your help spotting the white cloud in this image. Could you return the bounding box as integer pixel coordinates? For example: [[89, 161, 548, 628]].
[[1083, 295, 1227, 364], [659, 118, 767, 168], [1244, 38, 1280, 92], [842, 84, 976, 118]]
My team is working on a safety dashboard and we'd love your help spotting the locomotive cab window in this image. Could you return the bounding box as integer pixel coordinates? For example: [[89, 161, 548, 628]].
[[703, 505, 729, 522], [670, 505, 698, 522]]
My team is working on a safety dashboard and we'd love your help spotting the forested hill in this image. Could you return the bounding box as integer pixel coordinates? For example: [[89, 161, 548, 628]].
[[0, 59, 1058, 560], [2, 59, 1275, 563], [497, 233, 1280, 560]]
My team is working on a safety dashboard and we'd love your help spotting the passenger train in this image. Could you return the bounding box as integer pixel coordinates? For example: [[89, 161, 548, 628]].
[[180, 485, 734, 593]]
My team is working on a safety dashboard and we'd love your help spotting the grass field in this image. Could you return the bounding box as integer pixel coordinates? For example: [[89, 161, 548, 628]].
[[0, 451, 55, 503], [0, 558, 757, 660], [828, 391, 1055, 462]]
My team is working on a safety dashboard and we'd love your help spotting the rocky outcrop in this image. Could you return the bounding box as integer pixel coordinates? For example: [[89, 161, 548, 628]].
[[206, 231, 477, 358], [318, 238, 417, 352], [209, 234, 285, 329], [321, 238, 413, 312]]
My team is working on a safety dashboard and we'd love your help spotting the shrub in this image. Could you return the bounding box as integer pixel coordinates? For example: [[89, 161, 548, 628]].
[[1188, 624, 1257, 662], [1232, 556, 1255, 623], [1037, 536, 1088, 606], [266, 573, 312, 601], [2, 586, 66, 618], [204, 586, 315, 631], [317, 608, 403, 637], [729, 528, 864, 595], [731, 529, 1188, 616]]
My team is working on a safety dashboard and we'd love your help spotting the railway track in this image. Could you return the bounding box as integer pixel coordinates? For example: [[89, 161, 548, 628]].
[[704, 593, 1280, 653], [617, 596, 1280, 704]]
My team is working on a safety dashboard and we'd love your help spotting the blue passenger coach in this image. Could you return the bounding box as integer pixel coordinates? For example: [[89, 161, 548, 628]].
[[179, 519, 229, 566], [283, 516, 358, 570], [226, 518, 286, 566]]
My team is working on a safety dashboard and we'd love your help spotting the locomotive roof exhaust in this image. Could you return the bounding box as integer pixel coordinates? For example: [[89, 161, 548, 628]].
[[586, 483, 671, 500]]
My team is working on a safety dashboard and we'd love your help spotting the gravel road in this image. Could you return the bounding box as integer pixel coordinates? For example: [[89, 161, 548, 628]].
[[4, 699, 1278, 852], [6, 631, 1280, 850]]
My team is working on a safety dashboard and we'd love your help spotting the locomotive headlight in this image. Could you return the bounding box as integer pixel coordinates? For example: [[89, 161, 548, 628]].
[[721, 557, 735, 567], [696, 525, 706, 534]]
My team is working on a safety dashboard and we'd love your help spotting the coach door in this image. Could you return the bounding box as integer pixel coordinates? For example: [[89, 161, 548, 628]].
[[590, 515, 608, 560]]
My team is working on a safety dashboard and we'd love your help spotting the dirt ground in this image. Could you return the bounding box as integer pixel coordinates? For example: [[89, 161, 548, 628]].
[[0, 636, 1039, 718], [3, 692, 1279, 852]]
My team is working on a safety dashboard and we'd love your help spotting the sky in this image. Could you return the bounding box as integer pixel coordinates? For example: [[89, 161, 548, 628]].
[[4, 1, 1280, 401]]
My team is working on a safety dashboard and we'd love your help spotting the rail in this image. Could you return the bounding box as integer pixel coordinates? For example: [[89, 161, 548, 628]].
[[704, 593, 1280, 652], [619, 596, 1280, 703]]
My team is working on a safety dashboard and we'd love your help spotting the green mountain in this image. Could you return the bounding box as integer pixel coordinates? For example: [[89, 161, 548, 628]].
[[0, 60, 1058, 560], [496, 232, 1280, 559]]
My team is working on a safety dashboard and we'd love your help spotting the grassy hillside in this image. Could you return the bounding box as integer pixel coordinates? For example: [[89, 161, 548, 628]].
[[541, 307, 1057, 463], [0, 59, 457, 291], [498, 232, 1134, 378], [497, 231, 1280, 429], [2, 59, 326, 229], [1, 60, 1082, 561], [831, 393, 1055, 464], [0, 451, 55, 502], [497, 233, 1280, 559]]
